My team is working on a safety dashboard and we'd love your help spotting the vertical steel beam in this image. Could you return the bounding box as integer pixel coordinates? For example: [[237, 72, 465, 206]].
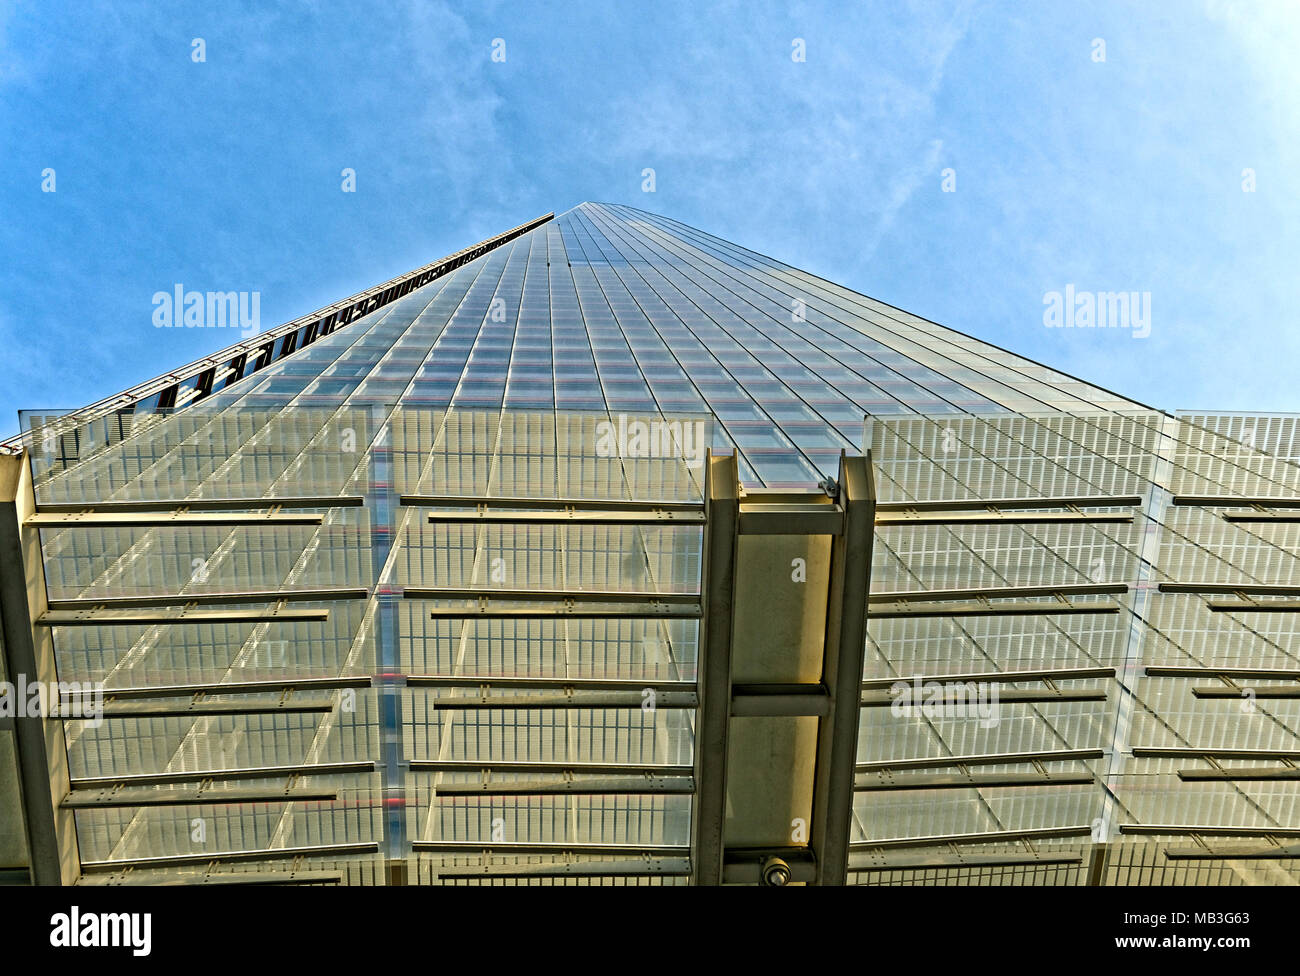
[[811, 454, 875, 884], [691, 453, 739, 884], [0, 453, 81, 884]]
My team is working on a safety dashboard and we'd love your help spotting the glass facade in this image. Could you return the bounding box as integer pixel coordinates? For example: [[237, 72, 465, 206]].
[[10, 203, 1300, 885]]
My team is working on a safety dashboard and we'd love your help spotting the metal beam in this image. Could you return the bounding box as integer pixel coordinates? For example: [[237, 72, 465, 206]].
[[400, 494, 702, 513], [34, 495, 365, 513], [1162, 843, 1300, 860], [1206, 598, 1300, 612], [869, 600, 1120, 619], [84, 675, 371, 700], [426, 774, 693, 796], [38, 606, 330, 626], [848, 852, 1084, 873], [428, 858, 692, 879], [1172, 495, 1300, 507], [71, 761, 377, 789], [80, 870, 345, 886], [27, 510, 326, 528], [403, 676, 694, 694], [1133, 747, 1300, 760], [737, 501, 843, 535], [1178, 768, 1300, 782], [63, 786, 339, 808], [91, 698, 336, 718], [861, 667, 1115, 689], [1158, 582, 1300, 596], [46, 587, 367, 610], [876, 495, 1142, 512], [691, 452, 739, 885], [411, 841, 688, 857], [0, 452, 81, 884], [856, 748, 1104, 772], [418, 690, 697, 710], [861, 688, 1107, 707], [1145, 666, 1300, 679], [730, 683, 830, 717], [1120, 824, 1300, 837], [1193, 686, 1300, 699], [81, 841, 380, 872], [850, 825, 1093, 851], [407, 760, 693, 776], [876, 511, 1133, 526], [871, 582, 1127, 603], [855, 770, 1095, 791], [811, 454, 874, 886]]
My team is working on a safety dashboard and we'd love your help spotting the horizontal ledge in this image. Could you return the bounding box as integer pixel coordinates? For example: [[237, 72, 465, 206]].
[[427, 510, 703, 525], [90, 677, 370, 700], [412, 841, 689, 857], [86, 698, 336, 718], [1120, 824, 1300, 837], [1158, 582, 1300, 596], [47, 588, 368, 611], [1172, 495, 1300, 508], [70, 762, 378, 789], [404, 588, 698, 604], [420, 690, 697, 710], [856, 748, 1105, 772], [861, 688, 1108, 707], [79, 870, 345, 886], [408, 761, 693, 776], [737, 503, 844, 535], [850, 826, 1093, 851], [848, 853, 1085, 872], [399, 495, 702, 513], [1222, 512, 1300, 522], [428, 605, 700, 619], [876, 511, 1134, 525], [81, 841, 381, 872], [403, 676, 694, 693], [730, 683, 830, 717], [1193, 686, 1300, 699], [876, 495, 1143, 512], [855, 771, 1094, 791], [1132, 747, 1300, 760], [34, 495, 366, 513], [870, 583, 1127, 603], [63, 786, 339, 808], [429, 858, 692, 879], [428, 775, 694, 796], [28, 511, 326, 527], [39, 608, 330, 626], [1162, 844, 1300, 861], [1207, 599, 1300, 612], [869, 601, 1120, 619], [1178, 768, 1300, 782], [861, 668, 1115, 689], [1145, 666, 1300, 680]]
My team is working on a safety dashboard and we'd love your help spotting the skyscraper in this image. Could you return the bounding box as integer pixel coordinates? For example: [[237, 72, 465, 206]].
[[4, 202, 1299, 886]]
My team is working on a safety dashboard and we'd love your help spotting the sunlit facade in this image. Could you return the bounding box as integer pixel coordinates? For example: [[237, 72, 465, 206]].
[[4, 203, 1300, 885]]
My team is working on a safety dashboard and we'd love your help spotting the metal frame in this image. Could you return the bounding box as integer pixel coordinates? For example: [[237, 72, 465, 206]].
[[690, 453, 738, 885], [3, 215, 552, 457], [810, 454, 874, 885]]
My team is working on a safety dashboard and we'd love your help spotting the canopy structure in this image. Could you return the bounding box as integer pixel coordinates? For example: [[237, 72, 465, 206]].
[[3, 204, 1300, 885]]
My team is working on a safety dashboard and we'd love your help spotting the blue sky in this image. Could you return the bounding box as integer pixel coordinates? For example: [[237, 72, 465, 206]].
[[1, 0, 1297, 436]]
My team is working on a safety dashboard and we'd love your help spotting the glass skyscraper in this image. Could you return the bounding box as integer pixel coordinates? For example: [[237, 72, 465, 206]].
[[4, 202, 1300, 886]]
